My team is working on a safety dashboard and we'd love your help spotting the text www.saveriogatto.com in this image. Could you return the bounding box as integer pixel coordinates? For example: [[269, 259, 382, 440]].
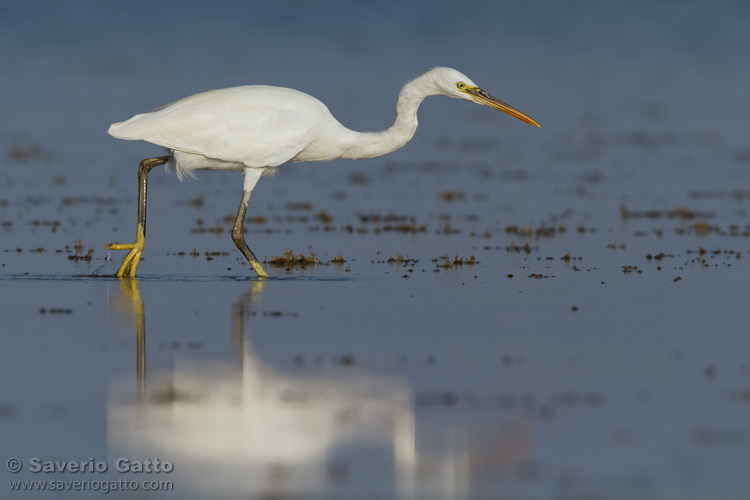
[[9, 478, 173, 494]]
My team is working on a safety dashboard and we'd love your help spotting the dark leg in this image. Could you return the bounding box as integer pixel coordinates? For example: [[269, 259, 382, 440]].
[[232, 189, 268, 278], [107, 156, 169, 278]]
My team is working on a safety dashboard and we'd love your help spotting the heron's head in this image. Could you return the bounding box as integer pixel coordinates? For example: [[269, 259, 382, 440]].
[[427, 67, 540, 127]]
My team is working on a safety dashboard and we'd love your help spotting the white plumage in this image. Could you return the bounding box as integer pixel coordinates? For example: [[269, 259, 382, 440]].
[[106, 67, 539, 278], [110, 86, 320, 176]]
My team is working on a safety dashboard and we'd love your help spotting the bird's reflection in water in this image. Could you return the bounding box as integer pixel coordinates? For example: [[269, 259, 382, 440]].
[[107, 279, 147, 400], [107, 281, 532, 499]]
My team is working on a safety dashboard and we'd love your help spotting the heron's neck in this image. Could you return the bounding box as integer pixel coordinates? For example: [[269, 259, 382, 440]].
[[338, 74, 437, 160]]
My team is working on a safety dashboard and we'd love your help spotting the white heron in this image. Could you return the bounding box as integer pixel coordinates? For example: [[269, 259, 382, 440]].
[[106, 67, 539, 278]]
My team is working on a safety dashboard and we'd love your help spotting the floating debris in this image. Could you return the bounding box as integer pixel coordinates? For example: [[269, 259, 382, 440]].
[[440, 223, 459, 235], [562, 253, 583, 261], [346, 222, 426, 234], [265, 249, 321, 268], [439, 190, 465, 202], [620, 205, 712, 220], [316, 210, 333, 223], [30, 219, 61, 233], [432, 254, 477, 269], [622, 265, 643, 274], [286, 202, 314, 211], [505, 224, 567, 240], [694, 221, 713, 236], [68, 242, 93, 262], [39, 308, 72, 315], [505, 242, 535, 254], [9, 143, 43, 163], [349, 172, 370, 186], [204, 251, 229, 261], [387, 253, 418, 265], [358, 213, 411, 223], [188, 194, 205, 207]]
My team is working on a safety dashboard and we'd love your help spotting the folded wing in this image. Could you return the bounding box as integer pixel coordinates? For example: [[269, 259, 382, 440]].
[[109, 86, 323, 168]]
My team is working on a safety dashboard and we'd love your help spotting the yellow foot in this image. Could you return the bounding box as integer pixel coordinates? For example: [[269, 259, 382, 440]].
[[249, 260, 269, 279], [106, 242, 144, 278]]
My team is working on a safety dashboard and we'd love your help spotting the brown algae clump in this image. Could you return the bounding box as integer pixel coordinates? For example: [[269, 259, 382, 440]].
[[265, 250, 320, 268]]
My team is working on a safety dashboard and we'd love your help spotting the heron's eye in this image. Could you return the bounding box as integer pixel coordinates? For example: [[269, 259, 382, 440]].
[[457, 82, 466, 90]]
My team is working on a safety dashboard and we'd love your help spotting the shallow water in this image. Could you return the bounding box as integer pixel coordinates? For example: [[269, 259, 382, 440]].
[[2, 1, 750, 499]]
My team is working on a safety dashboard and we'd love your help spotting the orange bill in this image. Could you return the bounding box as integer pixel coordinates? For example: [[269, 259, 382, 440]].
[[466, 86, 540, 127]]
